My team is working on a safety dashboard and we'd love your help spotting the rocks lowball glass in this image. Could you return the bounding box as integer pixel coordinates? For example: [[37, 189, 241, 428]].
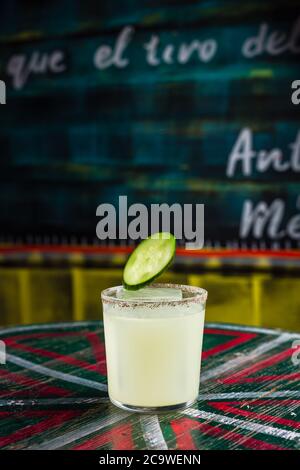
[[101, 283, 207, 413]]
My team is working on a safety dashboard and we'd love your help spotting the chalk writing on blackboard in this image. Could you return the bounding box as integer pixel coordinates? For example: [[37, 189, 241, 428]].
[[242, 17, 300, 57], [291, 80, 300, 105], [226, 129, 300, 177], [6, 50, 66, 90], [0, 80, 5, 104], [143, 34, 217, 66], [94, 26, 133, 70], [5, 17, 300, 90], [240, 197, 300, 240]]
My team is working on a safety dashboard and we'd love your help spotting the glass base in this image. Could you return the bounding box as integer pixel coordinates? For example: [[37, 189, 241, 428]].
[[110, 397, 196, 414]]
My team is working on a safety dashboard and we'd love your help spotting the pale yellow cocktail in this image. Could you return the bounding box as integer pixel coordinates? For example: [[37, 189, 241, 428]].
[[102, 283, 207, 412]]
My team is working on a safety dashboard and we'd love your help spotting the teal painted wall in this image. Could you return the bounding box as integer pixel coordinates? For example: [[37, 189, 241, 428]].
[[0, 0, 299, 249]]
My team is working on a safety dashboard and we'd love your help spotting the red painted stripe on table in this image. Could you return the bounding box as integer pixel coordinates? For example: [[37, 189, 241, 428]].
[[202, 333, 256, 359], [72, 423, 134, 450], [240, 399, 300, 407], [0, 244, 299, 259], [171, 417, 286, 450], [7, 339, 103, 375], [1, 410, 70, 417], [0, 368, 71, 398], [5, 330, 107, 375], [0, 410, 78, 448], [85, 332, 107, 376], [225, 372, 300, 383], [4, 331, 100, 345], [0, 388, 68, 399], [222, 347, 294, 383], [210, 402, 300, 430], [3, 331, 85, 343], [204, 328, 255, 337], [208, 399, 300, 407]]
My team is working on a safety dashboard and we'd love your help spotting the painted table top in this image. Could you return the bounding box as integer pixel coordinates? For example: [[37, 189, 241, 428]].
[[0, 321, 299, 450]]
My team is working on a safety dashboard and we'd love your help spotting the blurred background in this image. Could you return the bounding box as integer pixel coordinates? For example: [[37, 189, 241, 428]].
[[0, 0, 299, 331]]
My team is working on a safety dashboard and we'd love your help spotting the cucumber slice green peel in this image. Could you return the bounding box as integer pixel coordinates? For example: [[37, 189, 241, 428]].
[[123, 232, 176, 290]]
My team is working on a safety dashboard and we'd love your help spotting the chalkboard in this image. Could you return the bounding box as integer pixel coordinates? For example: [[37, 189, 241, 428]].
[[0, 0, 299, 251]]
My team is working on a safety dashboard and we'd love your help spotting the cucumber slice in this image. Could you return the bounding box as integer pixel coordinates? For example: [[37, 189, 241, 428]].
[[123, 232, 176, 290]]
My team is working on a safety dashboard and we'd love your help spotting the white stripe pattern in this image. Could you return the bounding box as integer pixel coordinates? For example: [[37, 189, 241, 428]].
[[139, 415, 168, 450], [6, 353, 107, 391], [183, 408, 300, 442], [0, 397, 109, 408], [207, 323, 300, 338], [0, 321, 97, 337], [200, 333, 293, 383], [198, 391, 300, 400], [29, 412, 128, 450]]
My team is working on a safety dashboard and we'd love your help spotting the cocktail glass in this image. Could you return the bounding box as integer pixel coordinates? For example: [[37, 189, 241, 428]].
[[101, 283, 207, 413]]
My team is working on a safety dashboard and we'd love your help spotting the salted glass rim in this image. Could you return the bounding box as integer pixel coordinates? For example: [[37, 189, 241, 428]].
[[101, 283, 207, 307]]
